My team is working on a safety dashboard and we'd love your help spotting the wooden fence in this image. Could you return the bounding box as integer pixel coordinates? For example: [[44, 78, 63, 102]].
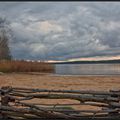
[[0, 86, 120, 119]]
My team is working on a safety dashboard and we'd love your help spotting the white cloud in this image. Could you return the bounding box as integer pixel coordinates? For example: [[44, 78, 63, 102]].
[[29, 20, 63, 34]]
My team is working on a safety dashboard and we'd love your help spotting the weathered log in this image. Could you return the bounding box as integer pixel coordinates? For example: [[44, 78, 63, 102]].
[[109, 102, 120, 108], [0, 105, 119, 115], [12, 87, 120, 96], [1, 111, 40, 119], [0, 105, 76, 119], [8, 92, 119, 103]]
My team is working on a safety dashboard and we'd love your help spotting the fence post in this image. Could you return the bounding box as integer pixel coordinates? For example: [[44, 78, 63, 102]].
[[0, 86, 12, 119]]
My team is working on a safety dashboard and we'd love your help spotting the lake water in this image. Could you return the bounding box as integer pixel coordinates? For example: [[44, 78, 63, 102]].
[[55, 64, 120, 75]]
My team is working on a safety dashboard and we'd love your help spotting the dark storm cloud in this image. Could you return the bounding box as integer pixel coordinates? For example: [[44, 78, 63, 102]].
[[0, 2, 120, 60]]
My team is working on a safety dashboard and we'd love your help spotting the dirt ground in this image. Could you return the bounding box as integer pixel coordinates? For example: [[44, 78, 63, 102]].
[[0, 73, 120, 111]]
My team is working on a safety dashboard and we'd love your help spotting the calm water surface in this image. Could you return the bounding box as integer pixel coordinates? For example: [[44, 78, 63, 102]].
[[55, 64, 120, 75]]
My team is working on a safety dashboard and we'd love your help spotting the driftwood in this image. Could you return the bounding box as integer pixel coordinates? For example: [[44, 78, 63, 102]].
[[0, 86, 120, 119]]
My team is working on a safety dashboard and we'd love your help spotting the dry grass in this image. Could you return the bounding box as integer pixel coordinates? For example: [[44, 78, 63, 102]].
[[0, 60, 54, 73]]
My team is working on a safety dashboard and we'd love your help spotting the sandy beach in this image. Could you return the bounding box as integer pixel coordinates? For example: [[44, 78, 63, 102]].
[[0, 73, 120, 91]]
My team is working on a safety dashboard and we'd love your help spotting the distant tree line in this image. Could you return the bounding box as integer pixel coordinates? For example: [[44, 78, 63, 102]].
[[0, 17, 12, 60], [53, 59, 120, 64]]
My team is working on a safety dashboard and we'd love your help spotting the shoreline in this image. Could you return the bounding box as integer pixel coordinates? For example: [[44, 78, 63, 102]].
[[51, 74, 120, 77], [2, 72, 120, 76]]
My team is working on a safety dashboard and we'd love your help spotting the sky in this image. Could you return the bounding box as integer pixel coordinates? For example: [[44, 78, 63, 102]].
[[0, 2, 120, 61]]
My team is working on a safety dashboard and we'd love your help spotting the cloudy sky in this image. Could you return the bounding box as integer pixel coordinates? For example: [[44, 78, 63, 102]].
[[0, 2, 120, 61]]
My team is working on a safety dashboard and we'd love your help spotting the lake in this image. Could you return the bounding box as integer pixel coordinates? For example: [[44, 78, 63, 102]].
[[55, 64, 120, 75]]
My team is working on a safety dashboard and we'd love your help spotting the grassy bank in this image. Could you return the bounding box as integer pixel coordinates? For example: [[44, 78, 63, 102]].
[[0, 60, 54, 73]]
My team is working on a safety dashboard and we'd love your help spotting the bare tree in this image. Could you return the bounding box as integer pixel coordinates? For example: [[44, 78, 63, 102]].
[[0, 17, 12, 60]]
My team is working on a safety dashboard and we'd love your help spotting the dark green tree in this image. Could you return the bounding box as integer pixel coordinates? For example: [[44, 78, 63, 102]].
[[0, 17, 12, 60]]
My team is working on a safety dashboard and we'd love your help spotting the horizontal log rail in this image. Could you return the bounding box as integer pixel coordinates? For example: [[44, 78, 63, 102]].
[[11, 87, 120, 96]]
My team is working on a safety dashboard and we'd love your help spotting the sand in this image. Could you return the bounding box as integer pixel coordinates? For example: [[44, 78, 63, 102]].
[[0, 73, 120, 90]]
